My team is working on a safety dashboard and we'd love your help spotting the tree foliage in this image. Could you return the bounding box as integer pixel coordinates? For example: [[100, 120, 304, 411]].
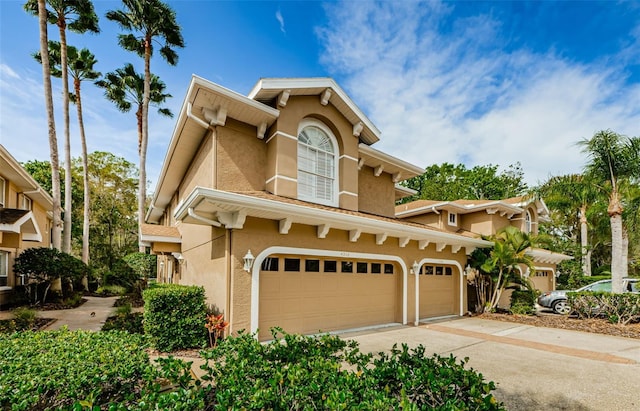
[[400, 162, 527, 203]]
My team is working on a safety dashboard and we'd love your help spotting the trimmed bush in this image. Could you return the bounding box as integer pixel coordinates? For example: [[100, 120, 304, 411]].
[[201, 329, 504, 410], [568, 292, 640, 324], [509, 289, 538, 315], [0, 330, 152, 410], [123, 252, 157, 279], [143, 284, 208, 351]]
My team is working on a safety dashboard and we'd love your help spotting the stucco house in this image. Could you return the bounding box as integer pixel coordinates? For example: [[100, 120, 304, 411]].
[[0, 145, 53, 307], [396, 197, 572, 310], [146, 76, 569, 339]]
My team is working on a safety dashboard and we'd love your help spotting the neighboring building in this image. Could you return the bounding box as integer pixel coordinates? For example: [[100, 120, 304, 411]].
[[144, 76, 494, 340], [396, 197, 572, 305], [0, 145, 53, 307]]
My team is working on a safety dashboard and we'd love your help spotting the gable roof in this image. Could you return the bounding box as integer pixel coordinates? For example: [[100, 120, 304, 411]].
[[0, 208, 42, 242], [396, 196, 550, 221], [0, 144, 53, 209], [248, 77, 381, 145]]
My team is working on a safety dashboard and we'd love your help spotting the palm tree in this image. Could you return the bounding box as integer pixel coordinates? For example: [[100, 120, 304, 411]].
[[95, 64, 173, 193], [106, 0, 183, 250], [480, 226, 535, 312], [539, 174, 600, 276], [25, 0, 99, 253], [30, 0, 62, 251], [36, 43, 100, 287], [579, 130, 640, 293]]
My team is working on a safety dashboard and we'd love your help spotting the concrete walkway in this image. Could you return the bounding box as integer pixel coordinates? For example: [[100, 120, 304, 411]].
[[0, 296, 118, 331], [342, 318, 640, 411]]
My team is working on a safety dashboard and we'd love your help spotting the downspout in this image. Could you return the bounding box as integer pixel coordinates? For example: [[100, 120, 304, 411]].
[[226, 229, 232, 336], [415, 263, 420, 326], [188, 207, 222, 227], [186, 102, 211, 130]]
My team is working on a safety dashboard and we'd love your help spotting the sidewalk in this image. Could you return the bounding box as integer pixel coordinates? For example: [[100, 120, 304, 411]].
[[0, 296, 119, 331]]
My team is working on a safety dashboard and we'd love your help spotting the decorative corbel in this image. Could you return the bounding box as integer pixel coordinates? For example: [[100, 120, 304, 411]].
[[418, 240, 430, 250], [257, 122, 267, 139], [399, 237, 410, 248], [376, 233, 388, 245], [320, 88, 332, 105], [352, 122, 364, 137], [279, 218, 292, 234], [436, 242, 446, 252], [349, 229, 361, 242], [278, 89, 291, 107], [374, 165, 384, 177], [317, 224, 331, 239]]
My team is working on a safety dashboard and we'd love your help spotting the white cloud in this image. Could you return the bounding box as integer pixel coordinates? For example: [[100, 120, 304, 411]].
[[275, 9, 285, 34], [318, 1, 640, 185]]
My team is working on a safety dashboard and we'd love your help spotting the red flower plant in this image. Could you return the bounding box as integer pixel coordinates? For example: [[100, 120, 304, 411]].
[[205, 313, 229, 347]]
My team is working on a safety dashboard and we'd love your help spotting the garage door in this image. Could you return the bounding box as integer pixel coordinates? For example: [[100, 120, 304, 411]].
[[419, 264, 456, 318], [531, 271, 553, 292], [259, 256, 399, 340]]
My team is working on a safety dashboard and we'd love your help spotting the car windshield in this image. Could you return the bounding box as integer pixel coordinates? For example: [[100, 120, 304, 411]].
[[583, 281, 611, 292]]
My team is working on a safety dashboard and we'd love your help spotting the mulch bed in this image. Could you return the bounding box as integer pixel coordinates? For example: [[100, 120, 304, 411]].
[[38, 298, 87, 311], [0, 317, 55, 332], [480, 312, 640, 339]]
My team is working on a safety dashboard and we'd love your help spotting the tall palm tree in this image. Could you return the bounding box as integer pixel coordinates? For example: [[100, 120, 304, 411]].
[[36, 43, 100, 286], [30, 0, 62, 251], [106, 0, 183, 250], [480, 226, 535, 312], [539, 174, 600, 276], [25, 0, 99, 253], [96, 64, 173, 189], [579, 130, 640, 293]]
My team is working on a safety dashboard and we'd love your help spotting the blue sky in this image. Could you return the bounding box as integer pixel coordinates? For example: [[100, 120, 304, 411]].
[[1, 1, 638, 190]]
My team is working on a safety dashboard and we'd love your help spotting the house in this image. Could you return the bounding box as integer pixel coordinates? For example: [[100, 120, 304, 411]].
[[396, 197, 572, 305], [0, 145, 53, 307], [143, 76, 498, 340]]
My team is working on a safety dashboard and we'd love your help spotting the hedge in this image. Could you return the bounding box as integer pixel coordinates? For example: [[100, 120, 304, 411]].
[[143, 284, 208, 351], [567, 291, 640, 325], [509, 289, 538, 315], [201, 329, 504, 410]]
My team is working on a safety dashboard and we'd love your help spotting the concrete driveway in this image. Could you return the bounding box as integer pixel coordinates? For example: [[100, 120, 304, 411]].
[[341, 318, 640, 411]]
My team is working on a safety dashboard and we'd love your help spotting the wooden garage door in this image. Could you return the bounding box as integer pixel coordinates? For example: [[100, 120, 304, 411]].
[[259, 256, 399, 340], [419, 264, 456, 318]]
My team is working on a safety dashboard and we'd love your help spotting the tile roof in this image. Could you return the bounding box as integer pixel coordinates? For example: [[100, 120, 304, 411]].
[[140, 224, 181, 238], [0, 208, 29, 225]]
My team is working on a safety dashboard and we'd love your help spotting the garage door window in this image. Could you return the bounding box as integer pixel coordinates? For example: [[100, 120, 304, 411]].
[[435, 266, 444, 275], [305, 259, 320, 272], [284, 258, 300, 272], [371, 263, 381, 274], [341, 261, 353, 273], [357, 262, 368, 274], [445, 267, 453, 276], [261, 257, 279, 271], [424, 266, 433, 275], [324, 260, 337, 273]]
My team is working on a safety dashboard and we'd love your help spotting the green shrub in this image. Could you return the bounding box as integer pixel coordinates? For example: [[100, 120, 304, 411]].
[[62, 292, 83, 308], [123, 252, 157, 279], [96, 284, 127, 296], [0, 330, 152, 410], [509, 289, 538, 315], [568, 292, 640, 324], [200, 329, 504, 410], [102, 312, 144, 334], [143, 284, 208, 351], [12, 307, 37, 330]]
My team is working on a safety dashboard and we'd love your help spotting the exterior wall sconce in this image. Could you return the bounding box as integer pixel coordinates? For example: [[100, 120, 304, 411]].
[[412, 261, 420, 275], [172, 252, 185, 266], [243, 250, 255, 272], [464, 264, 471, 276]]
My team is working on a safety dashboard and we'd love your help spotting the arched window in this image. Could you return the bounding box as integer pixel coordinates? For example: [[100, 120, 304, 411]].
[[525, 210, 532, 233], [297, 120, 338, 206]]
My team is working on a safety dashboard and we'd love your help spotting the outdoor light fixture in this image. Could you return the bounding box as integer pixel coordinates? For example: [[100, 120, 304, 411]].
[[412, 261, 420, 275], [243, 250, 255, 272], [464, 264, 471, 276], [172, 252, 185, 265]]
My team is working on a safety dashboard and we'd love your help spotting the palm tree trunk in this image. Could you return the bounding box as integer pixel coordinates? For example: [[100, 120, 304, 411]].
[[74, 78, 90, 290], [579, 204, 591, 276], [488, 269, 504, 311], [138, 36, 152, 252], [609, 192, 624, 293], [38, 0, 62, 294], [59, 24, 72, 254], [622, 227, 629, 279]]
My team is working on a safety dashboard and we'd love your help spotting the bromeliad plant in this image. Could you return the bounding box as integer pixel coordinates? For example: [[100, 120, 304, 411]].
[[205, 313, 229, 348]]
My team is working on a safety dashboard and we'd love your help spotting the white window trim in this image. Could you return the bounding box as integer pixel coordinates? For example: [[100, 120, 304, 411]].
[[525, 210, 532, 233], [448, 212, 457, 226], [297, 119, 339, 207], [0, 177, 5, 208], [0, 250, 9, 288], [22, 195, 32, 211]]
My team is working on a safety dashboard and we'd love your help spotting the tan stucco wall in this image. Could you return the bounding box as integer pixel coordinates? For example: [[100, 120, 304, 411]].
[[180, 132, 214, 198], [227, 216, 469, 334], [216, 119, 267, 192], [357, 166, 395, 217], [404, 214, 441, 228]]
